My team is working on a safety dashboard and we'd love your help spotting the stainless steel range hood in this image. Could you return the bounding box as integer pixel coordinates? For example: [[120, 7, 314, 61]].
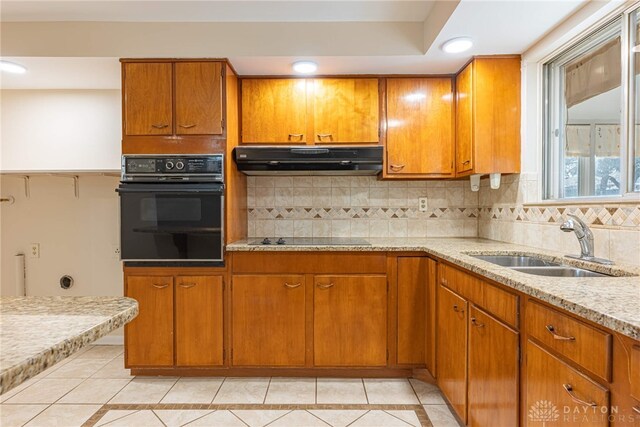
[[233, 146, 383, 175]]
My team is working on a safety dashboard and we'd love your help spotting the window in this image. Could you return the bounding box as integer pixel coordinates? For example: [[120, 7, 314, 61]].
[[544, 8, 640, 199]]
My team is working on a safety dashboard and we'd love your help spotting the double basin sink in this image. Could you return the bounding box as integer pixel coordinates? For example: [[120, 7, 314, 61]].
[[471, 255, 611, 278]]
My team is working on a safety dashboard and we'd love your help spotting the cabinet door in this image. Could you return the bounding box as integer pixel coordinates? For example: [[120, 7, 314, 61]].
[[525, 340, 609, 427], [314, 275, 387, 367], [312, 78, 379, 143], [386, 78, 454, 176], [241, 79, 307, 143], [231, 275, 306, 366], [175, 62, 223, 135], [437, 284, 468, 423], [123, 63, 173, 136], [456, 62, 474, 174], [125, 275, 174, 366], [468, 306, 519, 427], [175, 275, 224, 367], [397, 257, 427, 365]]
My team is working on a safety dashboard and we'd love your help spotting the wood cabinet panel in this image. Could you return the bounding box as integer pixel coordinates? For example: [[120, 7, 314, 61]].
[[175, 275, 223, 367], [386, 78, 454, 176], [468, 306, 519, 427], [123, 63, 173, 136], [312, 78, 379, 143], [455, 62, 474, 173], [231, 252, 387, 274], [440, 263, 482, 303], [241, 79, 307, 143], [437, 284, 468, 423], [232, 275, 306, 366], [526, 300, 611, 382], [426, 258, 437, 376], [525, 340, 609, 427], [175, 62, 223, 135], [314, 275, 387, 367], [125, 275, 174, 367], [396, 257, 427, 365], [631, 342, 640, 401]]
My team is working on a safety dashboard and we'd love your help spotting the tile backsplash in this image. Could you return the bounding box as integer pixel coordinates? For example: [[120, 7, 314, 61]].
[[477, 173, 640, 266], [247, 176, 478, 238]]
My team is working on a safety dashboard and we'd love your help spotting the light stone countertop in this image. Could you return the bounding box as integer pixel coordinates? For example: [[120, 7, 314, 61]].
[[227, 238, 640, 340], [0, 296, 138, 394]]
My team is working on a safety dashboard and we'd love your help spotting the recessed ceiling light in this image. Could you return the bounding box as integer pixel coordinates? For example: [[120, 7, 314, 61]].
[[442, 37, 473, 54], [0, 60, 27, 74], [292, 61, 318, 74]]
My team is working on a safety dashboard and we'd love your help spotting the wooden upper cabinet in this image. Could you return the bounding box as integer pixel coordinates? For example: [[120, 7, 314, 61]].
[[175, 275, 224, 367], [231, 275, 306, 366], [314, 275, 387, 367], [455, 56, 521, 176], [175, 62, 223, 135], [123, 63, 173, 136], [312, 78, 379, 143], [125, 275, 174, 367], [241, 79, 307, 143], [385, 78, 454, 177], [468, 306, 519, 427], [437, 284, 468, 423]]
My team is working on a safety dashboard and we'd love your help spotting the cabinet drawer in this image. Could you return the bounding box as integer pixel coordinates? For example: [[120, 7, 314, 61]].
[[232, 252, 386, 274], [631, 342, 640, 401], [526, 300, 611, 382], [525, 340, 609, 427], [440, 264, 517, 328]]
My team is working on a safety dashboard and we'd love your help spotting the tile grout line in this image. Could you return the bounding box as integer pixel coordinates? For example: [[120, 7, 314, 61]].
[[155, 377, 180, 405], [262, 409, 294, 427], [406, 378, 423, 405], [210, 377, 225, 404], [98, 409, 142, 427], [178, 409, 216, 427], [345, 409, 370, 427], [228, 409, 250, 427], [262, 377, 272, 404], [150, 409, 168, 427], [382, 409, 417, 427], [361, 378, 369, 404], [305, 409, 332, 426]]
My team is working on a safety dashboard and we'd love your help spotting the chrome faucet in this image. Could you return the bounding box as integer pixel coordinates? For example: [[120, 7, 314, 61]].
[[560, 214, 614, 265]]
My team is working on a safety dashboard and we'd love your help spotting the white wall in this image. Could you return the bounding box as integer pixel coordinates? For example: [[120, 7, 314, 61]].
[[1, 89, 121, 172]]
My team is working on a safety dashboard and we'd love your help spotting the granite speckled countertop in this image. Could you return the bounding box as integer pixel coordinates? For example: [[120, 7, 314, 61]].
[[227, 238, 640, 340], [0, 296, 138, 394]]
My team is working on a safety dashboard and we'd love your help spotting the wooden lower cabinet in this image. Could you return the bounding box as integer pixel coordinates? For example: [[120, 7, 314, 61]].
[[437, 284, 468, 422], [468, 306, 519, 427], [525, 340, 609, 426], [314, 275, 387, 367], [175, 275, 224, 367], [125, 275, 174, 367], [397, 257, 427, 365], [231, 275, 306, 366]]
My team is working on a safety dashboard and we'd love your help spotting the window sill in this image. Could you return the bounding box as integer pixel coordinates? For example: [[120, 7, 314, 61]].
[[524, 194, 640, 207]]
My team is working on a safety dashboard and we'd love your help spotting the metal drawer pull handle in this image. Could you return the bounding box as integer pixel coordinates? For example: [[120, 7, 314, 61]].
[[317, 133, 332, 138], [471, 317, 484, 327], [151, 124, 169, 129], [546, 325, 575, 341], [179, 124, 196, 128], [463, 160, 471, 165], [389, 164, 405, 171], [317, 283, 334, 289], [453, 304, 464, 313], [152, 284, 169, 289], [633, 406, 640, 415], [288, 133, 304, 138], [441, 278, 447, 286], [179, 283, 196, 288], [562, 384, 597, 407], [284, 282, 302, 289]]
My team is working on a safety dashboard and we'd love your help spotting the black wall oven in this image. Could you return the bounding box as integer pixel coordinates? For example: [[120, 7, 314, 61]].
[[117, 155, 224, 264]]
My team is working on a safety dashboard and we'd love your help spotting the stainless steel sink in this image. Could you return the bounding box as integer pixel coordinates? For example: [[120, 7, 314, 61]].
[[471, 255, 561, 267], [511, 266, 609, 278]]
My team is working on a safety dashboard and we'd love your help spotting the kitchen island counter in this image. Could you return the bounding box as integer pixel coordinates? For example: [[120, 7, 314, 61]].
[[0, 296, 138, 394]]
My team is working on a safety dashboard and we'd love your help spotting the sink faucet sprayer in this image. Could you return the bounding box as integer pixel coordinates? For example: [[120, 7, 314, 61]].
[[560, 214, 614, 265]]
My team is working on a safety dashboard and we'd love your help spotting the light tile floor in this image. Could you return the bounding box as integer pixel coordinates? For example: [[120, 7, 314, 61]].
[[0, 345, 461, 427]]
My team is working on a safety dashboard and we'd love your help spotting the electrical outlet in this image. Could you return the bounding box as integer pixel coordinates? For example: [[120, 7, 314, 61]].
[[418, 197, 428, 212], [29, 243, 40, 258], [112, 245, 121, 260]]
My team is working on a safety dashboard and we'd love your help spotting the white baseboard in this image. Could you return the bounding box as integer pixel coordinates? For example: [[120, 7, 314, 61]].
[[93, 335, 124, 345]]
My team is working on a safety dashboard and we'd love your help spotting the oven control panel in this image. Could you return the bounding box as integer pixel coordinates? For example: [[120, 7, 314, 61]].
[[122, 155, 224, 182]]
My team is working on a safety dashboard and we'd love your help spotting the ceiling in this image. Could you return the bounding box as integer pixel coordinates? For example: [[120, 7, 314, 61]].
[[0, 0, 588, 89]]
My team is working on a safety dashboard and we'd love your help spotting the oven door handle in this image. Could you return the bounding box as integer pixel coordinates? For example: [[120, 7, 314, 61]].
[[116, 187, 224, 195]]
